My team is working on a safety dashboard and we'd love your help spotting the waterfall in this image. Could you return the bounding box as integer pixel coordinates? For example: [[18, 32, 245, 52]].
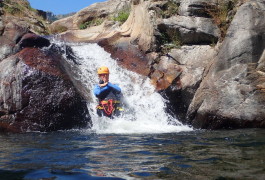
[[51, 40, 192, 134]]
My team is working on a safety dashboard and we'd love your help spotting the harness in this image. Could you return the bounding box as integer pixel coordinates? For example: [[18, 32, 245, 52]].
[[97, 99, 121, 116]]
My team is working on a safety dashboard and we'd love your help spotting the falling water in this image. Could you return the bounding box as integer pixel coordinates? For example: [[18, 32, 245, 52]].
[[52, 41, 192, 134]]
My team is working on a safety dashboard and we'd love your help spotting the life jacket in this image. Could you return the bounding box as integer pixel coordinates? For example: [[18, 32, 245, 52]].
[[96, 88, 123, 117], [97, 99, 123, 116]]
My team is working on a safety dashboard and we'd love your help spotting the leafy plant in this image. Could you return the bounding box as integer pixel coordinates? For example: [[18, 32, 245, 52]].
[[113, 8, 130, 23], [161, 0, 180, 18], [3, 4, 22, 15], [79, 18, 104, 29], [160, 28, 182, 53]]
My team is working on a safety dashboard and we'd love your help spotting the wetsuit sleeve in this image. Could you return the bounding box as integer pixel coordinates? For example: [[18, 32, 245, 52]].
[[93, 85, 109, 97], [108, 82, 121, 93]]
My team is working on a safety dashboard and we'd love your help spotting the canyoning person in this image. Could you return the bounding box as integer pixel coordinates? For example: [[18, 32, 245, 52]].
[[93, 66, 123, 117]]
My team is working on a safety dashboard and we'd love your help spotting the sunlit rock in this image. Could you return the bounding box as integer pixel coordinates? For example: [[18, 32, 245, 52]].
[[158, 15, 220, 45], [187, 0, 265, 129]]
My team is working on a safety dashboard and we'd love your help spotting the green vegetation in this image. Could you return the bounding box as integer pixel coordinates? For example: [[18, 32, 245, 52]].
[[160, 28, 182, 53], [207, 0, 238, 40], [160, 0, 180, 18], [113, 8, 130, 23], [78, 7, 130, 30], [79, 18, 104, 29], [3, 3, 23, 16], [2, 0, 49, 34], [3, 0, 39, 18]]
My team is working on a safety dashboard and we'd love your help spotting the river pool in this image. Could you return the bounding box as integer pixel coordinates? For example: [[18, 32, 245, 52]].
[[0, 128, 264, 180]]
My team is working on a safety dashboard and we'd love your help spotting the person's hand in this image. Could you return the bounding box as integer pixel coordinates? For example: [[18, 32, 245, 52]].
[[99, 82, 108, 87]]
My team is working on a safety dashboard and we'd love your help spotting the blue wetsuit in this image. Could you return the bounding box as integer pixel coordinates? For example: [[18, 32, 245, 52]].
[[93, 82, 121, 101], [94, 82, 122, 117]]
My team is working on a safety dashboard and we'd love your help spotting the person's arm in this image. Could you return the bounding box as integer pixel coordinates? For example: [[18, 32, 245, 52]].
[[108, 82, 121, 93], [93, 85, 109, 97]]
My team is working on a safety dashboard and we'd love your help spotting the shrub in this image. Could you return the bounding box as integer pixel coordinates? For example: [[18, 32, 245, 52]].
[[3, 4, 21, 15], [161, 0, 180, 18], [79, 18, 104, 29], [113, 8, 130, 23], [160, 28, 182, 53]]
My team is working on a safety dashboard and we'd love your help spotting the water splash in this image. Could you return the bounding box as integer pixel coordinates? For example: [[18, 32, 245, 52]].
[[53, 41, 192, 134]]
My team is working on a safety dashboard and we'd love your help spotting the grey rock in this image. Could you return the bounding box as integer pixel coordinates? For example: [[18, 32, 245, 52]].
[[187, 0, 265, 129], [0, 17, 4, 35], [158, 15, 220, 45], [178, 0, 218, 17], [159, 45, 217, 118]]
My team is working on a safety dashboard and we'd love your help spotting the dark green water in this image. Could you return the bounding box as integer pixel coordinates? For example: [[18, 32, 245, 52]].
[[0, 129, 264, 180]]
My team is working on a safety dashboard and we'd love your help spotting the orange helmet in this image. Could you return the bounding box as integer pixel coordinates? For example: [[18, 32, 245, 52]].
[[97, 66, 109, 75]]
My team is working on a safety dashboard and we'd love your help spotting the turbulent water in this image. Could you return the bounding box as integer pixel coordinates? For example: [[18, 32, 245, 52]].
[[59, 42, 192, 134], [0, 42, 264, 180]]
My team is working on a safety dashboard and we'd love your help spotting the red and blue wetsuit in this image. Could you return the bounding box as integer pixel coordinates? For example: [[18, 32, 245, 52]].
[[93, 82, 122, 117]]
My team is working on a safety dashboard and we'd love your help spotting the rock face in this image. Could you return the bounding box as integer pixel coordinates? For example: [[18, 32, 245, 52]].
[[186, 0, 265, 129], [50, 0, 131, 31], [158, 16, 220, 45], [0, 0, 50, 61], [1, 0, 49, 35], [0, 46, 90, 133], [178, 0, 217, 17]]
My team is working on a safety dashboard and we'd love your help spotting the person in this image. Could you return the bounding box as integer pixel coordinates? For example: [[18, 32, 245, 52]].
[[93, 66, 123, 117]]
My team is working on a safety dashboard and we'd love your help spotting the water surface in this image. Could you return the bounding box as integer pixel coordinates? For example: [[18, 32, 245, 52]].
[[0, 128, 264, 179]]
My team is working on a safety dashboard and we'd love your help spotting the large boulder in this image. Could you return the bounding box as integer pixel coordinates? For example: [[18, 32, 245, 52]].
[[151, 45, 217, 118], [168, 45, 217, 105], [186, 0, 265, 129], [0, 47, 90, 133]]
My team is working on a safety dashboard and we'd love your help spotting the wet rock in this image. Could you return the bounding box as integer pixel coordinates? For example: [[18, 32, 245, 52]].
[[151, 55, 182, 91], [98, 39, 150, 76], [187, 0, 265, 129], [0, 48, 90, 133]]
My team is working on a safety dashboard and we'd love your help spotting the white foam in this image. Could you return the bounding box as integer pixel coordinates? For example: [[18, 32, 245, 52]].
[[53, 41, 192, 134]]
